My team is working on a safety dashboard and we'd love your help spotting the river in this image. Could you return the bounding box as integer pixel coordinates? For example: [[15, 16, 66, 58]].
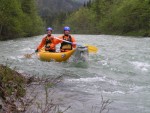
[[0, 34, 150, 113]]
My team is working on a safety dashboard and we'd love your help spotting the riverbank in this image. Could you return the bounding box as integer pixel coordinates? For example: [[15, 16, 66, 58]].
[[0, 64, 64, 113], [0, 64, 26, 112], [0, 64, 112, 113]]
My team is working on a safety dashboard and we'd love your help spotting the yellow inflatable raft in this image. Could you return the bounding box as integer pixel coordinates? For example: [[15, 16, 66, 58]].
[[37, 49, 76, 62]]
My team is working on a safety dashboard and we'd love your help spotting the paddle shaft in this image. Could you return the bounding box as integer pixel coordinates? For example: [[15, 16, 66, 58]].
[[54, 37, 77, 45], [54, 37, 98, 53]]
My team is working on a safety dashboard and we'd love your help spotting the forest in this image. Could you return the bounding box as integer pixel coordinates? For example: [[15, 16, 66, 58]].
[[0, 0, 44, 40], [62, 0, 150, 36], [0, 0, 150, 41]]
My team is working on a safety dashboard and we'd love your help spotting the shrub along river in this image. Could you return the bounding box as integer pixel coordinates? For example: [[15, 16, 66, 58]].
[[0, 34, 150, 113]]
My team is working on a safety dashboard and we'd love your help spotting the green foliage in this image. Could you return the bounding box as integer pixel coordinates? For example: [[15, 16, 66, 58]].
[[64, 8, 97, 34], [100, 0, 150, 36], [0, 0, 44, 40], [21, 0, 37, 14], [36, 0, 83, 32], [62, 0, 150, 36], [52, 12, 70, 33], [20, 0, 45, 36], [0, 0, 24, 39], [1, 0, 149, 37]]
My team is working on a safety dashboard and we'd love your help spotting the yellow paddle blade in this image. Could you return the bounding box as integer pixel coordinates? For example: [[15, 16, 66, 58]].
[[84, 44, 98, 53]]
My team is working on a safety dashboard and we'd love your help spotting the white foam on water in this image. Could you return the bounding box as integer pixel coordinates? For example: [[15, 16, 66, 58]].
[[9, 56, 17, 60], [21, 47, 33, 51], [102, 90, 125, 94], [65, 76, 119, 86], [66, 77, 106, 83], [100, 60, 109, 66], [131, 61, 150, 71], [17, 55, 24, 59], [9, 55, 22, 60], [129, 85, 144, 93]]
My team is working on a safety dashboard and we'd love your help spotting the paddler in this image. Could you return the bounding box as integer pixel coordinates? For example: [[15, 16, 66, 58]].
[[55, 26, 76, 52], [35, 27, 56, 52]]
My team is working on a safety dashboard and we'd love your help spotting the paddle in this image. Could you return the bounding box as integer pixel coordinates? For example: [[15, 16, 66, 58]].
[[24, 37, 98, 58], [84, 44, 98, 53], [54, 37, 98, 53], [24, 52, 35, 58]]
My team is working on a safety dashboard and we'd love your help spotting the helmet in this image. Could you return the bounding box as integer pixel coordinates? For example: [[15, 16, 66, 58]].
[[64, 26, 70, 31], [47, 27, 53, 31]]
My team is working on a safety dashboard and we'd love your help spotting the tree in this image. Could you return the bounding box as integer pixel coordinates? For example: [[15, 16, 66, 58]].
[[0, 0, 44, 40], [0, 0, 24, 40], [64, 8, 96, 34], [21, 0, 44, 36], [100, 0, 150, 36]]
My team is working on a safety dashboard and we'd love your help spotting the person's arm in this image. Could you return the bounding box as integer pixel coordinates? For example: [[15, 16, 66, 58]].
[[71, 36, 76, 48], [50, 36, 57, 50], [54, 36, 63, 44], [36, 37, 46, 52]]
